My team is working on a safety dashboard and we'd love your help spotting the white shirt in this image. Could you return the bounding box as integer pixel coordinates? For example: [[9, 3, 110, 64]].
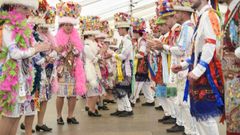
[[136, 37, 147, 58], [181, 5, 221, 79]]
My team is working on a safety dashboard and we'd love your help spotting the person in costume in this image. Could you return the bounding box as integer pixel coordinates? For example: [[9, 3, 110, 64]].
[[130, 17, 155, 107], [148, 6, 174, 123], [151, 0, 181, 125], [19, 1, 57, 132], [80, 16, 104, 117], [55, 1, 86, 124], [0, 0, 52, 135], [98, 21, 117, 105], [107, 12, 134, 117], [172, 0, 225, 134], [219, 0, 240, 134], [30, 3, 57, 132], [158, 0, 198, 134], [95, 22, 111, 111], [148, 16, 164, 111]]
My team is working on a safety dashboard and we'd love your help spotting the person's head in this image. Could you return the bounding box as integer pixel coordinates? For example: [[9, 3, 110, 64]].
[[117, 27, 129, 36], [104, 41, 110, 46], [191, 0, 209, 10], [153, 30, 160, 38], [84, 34, 95, 41], [165, 15, 177, 29], [159, 23, 169, 34], [174, 11, 192, 24], [96, 37, 105, 43], [37, 26, 49, 34], [60, 23, 74, 35], [1, 4, 32, 17], [132, 31, 144, 39]]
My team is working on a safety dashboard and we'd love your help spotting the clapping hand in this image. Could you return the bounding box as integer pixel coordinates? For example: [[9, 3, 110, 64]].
[[35, 42, 51, 53], [171, 65, 182, 73]]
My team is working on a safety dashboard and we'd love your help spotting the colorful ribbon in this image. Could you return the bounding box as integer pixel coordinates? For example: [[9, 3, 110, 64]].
[[115, 55, 124, 82]]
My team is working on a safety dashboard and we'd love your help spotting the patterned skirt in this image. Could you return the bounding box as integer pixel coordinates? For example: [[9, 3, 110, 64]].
[[57, 71, 76, 97]]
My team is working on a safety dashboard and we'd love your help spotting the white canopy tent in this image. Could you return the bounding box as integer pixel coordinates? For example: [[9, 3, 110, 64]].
[[49, 0, 228, 29]]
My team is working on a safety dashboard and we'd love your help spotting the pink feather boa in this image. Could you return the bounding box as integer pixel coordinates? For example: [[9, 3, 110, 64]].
[[55, 28, 86, 95]]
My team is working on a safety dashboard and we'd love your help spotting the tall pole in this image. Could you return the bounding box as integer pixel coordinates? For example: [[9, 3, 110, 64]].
[[130, 0, 133, 17]]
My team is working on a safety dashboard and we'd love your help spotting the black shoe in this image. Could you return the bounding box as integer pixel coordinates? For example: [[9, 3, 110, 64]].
[[20, 123, 35, 133], [158, 116, 171, 123], [110, 110, 124, 116], [98, 105, 109, 111], [67, 117, 79, 124], [182, 132, 187, 135], [130, 102, 135, 107], [142, 102, 155, 106], [57, 117, 64, 125], [88, 111, 102, 117], [136, 98, 141, 103], [103, 99, 116, 104], [85, 106, 89, 111], [35, 124, 52, 132], [118, 111, 133, 117], [162, 117, 176, 124], [166, 124, 184, 133], [155, 106, 163, 111]]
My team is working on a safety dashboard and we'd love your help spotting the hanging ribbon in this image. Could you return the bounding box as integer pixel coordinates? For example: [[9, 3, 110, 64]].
[[147, 55, 156, 80], [115, 54, 124, 82], [183, 54, 194, 102], [131, 58, 138, 93]]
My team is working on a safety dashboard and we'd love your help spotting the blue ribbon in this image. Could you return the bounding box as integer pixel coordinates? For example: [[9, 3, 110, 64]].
[[147, 56, 156, 79], [198, 60, 224, 107], [183, 54, 194, 102], [186, 58, 193, 65]]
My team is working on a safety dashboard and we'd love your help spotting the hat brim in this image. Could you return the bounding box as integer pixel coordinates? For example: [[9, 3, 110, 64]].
[[95, 33, 108, 39], [173, 6, 194, 12], [58, 16, 78, 25], [83, 30, 100, 36], [1, 0, 39, 10], [160, 11, 176, 18], [115, 22, 131, 28], [28, 17, 45, 25]]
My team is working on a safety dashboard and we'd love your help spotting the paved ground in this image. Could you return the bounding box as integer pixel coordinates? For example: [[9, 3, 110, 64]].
[[17, 96, 226, 135]]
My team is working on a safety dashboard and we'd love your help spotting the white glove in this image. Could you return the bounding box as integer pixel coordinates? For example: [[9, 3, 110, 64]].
[[235, 47, 240, 58]]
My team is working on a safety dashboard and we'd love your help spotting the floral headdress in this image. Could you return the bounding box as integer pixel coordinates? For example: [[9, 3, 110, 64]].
[[97, 20, 114, 38], [79, 16, 101, 35], [172, 0, 194, 12], [131, 17, 146, 33], [28, 0, 49, 25], [44, 6, 56, 27], [56, 1, 81, 25], [156, 0, 176, 18], [114, 12, 131, 28]]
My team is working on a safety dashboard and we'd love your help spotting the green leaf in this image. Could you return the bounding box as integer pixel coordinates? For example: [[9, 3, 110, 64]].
[[1, 65, 7, 72], [0, 75, 6, 81], [21, 20, 27, 27], [15, 34, 21, 43], [9, 70, 16, 76]]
